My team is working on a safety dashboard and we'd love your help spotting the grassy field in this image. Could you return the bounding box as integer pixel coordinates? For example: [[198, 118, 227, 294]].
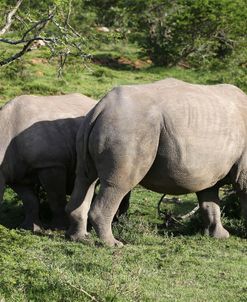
[[0, 42, 247, 302]]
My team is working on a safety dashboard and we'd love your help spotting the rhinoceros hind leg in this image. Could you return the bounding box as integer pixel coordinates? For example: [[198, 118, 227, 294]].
[[66, 179, 97, 241], [88, 185, 129, 247], [11, 184, 43, 232], [197, 187, 229, 239], [92, 180, 131, 223], [38, 168, 68, 230]]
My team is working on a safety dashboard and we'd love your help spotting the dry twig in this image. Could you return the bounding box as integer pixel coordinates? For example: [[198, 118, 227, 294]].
[[157, 194, 199, 225]]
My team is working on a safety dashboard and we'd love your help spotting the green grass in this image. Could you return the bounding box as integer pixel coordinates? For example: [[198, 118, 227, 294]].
[[0, 187, 247, 302], [0, 41, 246, 104], [0, 41, 247, 301]]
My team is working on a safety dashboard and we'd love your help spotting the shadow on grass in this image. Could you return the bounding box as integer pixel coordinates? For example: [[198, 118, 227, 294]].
[[1, 189, 246, 244], [154, 194, 202, 237], [0, 198, 24, 229], [155, 191, 247, 239], [156, 214, 202, 237], [0, 193, 54, 231], [157, 214, 247, 239]]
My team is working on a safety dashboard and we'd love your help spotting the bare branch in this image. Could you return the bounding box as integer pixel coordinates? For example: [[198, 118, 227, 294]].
[[179, 205, 199, 220], [57, 52, 69, 77], [0, 0, 23, 36], [157, 194, 199, 227], [0, 37, 55, 45], [21, 11, 55, 41], [0, 10, 56, 66], [65, 0, 72, 26], [0, 5, 89, 72], [0, 10, 56, 46], [0, 39, 33, 66]]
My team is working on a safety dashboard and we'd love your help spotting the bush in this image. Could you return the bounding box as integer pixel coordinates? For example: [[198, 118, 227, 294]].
[[133, 0, 247, 67], [221, 188, 241, 219], [86, 0, 246, 69]]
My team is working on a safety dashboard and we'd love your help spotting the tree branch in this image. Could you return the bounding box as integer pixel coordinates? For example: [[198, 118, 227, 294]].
[[0, 5, 88, 72], [0, 0, 23, 36], [179, 205, 199, 220], [0, 11, 56, 66], [0, 37, 55, 45], [21, 11, 55, 41], [157, 194, 199, 227], [0, 39, 33, 66]]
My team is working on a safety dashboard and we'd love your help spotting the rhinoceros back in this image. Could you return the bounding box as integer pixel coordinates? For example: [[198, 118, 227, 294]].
[[0, 94, 95, 167]]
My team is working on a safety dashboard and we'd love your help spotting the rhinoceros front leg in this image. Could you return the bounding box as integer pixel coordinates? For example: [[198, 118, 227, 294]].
[[11, 184, 43, 232], [38, 168, 69, 230], [92, 180, 131, 222], [197, 188, 229, 239]]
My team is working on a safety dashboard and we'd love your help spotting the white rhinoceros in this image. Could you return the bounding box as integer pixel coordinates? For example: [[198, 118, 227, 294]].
[[66, 78, 247, 246], [0, 93, 95, 231]]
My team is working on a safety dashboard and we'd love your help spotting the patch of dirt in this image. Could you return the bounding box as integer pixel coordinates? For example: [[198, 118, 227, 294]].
[[35, 71, 44, 77], [133, 59, 151, 69], [30, 58, 48, 65], [177, 60, 191, 69], [92, 55, 151, 70]]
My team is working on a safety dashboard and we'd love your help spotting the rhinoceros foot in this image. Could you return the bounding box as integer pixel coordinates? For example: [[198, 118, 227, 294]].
[[65, 229, 91, 242], [104, 238, 124, 248], [204, 224, 230, 239]]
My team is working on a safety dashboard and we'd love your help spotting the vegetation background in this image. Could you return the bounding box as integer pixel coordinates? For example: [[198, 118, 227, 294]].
[[0, 0, 247, 301]]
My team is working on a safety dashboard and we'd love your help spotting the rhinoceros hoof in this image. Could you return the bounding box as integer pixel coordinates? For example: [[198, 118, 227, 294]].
[[112, 239, 124, 248], [103, 238, 124, 248], [204, 225, 230, 239], [211, 226, 230, 239], [66, 231, 91, 242]]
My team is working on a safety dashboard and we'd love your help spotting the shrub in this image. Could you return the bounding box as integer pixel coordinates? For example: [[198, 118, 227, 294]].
[[132, 0, 247, 67]]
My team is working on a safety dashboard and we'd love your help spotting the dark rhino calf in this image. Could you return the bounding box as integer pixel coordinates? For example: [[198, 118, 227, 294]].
[[0, 94, 95, 231], [67, 78, 247, 246]]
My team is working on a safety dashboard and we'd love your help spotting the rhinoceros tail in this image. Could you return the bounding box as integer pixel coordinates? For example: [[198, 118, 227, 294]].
[[75, 100, 104, 182]]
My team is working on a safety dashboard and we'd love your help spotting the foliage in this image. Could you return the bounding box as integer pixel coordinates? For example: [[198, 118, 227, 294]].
[[133, 0, 246, 67], [84, 0, 247, 69], [221, 189, 241, 220], [0, 0, 246, 71], [0, 0, 93, 72]]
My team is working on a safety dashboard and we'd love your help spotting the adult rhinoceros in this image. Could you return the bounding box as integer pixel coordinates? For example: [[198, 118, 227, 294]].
[[66, 78, 247, 246], [0, 93, 96, 231]]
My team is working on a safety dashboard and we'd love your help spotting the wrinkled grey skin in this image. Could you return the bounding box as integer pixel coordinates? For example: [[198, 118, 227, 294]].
[[67, 78, 247, 246], [0, 94, 95, 231]]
